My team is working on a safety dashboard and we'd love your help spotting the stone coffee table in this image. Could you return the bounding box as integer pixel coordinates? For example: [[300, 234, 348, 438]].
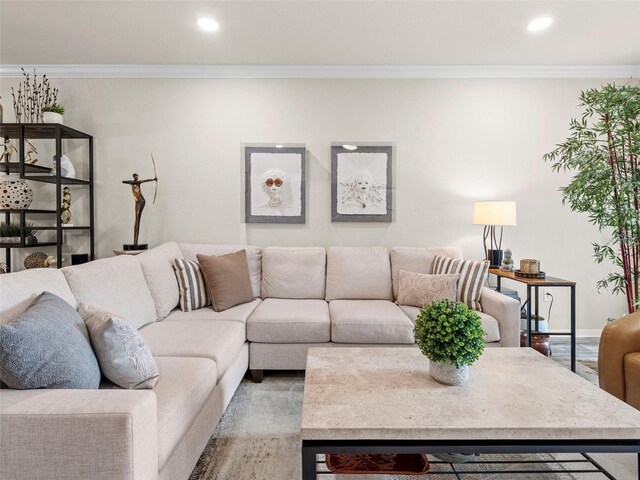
[[300, 347, 640, 479]]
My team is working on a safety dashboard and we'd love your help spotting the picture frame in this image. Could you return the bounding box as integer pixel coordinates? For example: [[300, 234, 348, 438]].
[[331, 145, 393, 222], [244, 146, 306, 224]]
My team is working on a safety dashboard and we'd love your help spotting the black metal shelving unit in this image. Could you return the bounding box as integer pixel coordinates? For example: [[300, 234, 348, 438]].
[[1, 123, 94, 272]]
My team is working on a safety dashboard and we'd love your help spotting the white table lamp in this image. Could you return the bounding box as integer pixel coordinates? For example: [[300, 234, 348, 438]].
[[473, 201, 517, 267]]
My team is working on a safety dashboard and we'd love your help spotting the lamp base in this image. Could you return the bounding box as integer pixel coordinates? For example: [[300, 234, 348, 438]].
[[487, 249, 503, 269], [123, 244, 148, 251]]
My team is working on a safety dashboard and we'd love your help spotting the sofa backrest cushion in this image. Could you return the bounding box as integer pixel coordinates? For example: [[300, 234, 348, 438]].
[[62, 255, 156, 330], [390, 247, 463, 299], [261, 247, 326, 299], [0, 269, 78, 323], [136, 242, 183, 320], [326, 247, 392, 301], [179, 244, 262, 298]]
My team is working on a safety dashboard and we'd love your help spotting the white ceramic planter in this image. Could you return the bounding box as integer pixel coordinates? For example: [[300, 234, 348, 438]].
[[42, 111, 63, 124], [430, 360, 469, 386]]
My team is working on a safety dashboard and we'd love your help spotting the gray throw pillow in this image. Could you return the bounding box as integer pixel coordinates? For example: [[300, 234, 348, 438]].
[[80, 304, 159, 389], [0, 291, 101, 389]]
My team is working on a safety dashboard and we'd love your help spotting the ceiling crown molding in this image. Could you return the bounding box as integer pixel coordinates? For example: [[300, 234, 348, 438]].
[[0, 64, 638, 79]]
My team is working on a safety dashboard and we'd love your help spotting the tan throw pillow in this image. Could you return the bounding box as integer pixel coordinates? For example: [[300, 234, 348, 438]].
[[197, 250, 254, 312], [396, 270, 460, 308]]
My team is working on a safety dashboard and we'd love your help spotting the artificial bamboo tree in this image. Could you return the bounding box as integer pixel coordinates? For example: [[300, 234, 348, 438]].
[[545, 83, 640, 314]]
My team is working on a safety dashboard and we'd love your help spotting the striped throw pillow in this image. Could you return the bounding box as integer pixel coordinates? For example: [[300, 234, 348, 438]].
[[172, 258, 211, 312], [432, 256, 489, 311]]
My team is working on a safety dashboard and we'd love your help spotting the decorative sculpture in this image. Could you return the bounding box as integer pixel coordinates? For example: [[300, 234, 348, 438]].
[[61, 187, 71, 225], [25, 141, 38, 165], [0, 139, 17, 163], [24, 252, 56, 269], [122, 154, 158, 251], [500, 248, 515, 272]]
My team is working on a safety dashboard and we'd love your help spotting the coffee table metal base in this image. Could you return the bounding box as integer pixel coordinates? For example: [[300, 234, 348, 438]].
[[301, 439, 640, 479]]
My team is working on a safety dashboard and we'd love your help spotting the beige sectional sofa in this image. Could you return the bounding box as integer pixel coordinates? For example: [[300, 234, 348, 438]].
[[0, 242, 520, 480]]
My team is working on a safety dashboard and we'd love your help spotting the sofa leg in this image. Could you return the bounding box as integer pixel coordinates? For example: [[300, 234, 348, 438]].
[[251, 369, 264, 383]]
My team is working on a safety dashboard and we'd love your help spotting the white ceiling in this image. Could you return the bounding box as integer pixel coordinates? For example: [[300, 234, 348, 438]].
[[1, 1, 639, 66]]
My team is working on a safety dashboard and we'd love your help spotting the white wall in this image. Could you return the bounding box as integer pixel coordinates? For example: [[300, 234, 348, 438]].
[[0, 77, 626, 333]]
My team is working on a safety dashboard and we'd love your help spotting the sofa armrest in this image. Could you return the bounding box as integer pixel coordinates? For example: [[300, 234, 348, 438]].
[[599, 312, 640, 402], [480, 287, 521, 348], [0, 389, 157, 480]]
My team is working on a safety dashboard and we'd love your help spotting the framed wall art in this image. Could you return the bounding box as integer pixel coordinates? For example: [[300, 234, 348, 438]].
[[245, 146, 306, 224], [331, 144, 393, 222]]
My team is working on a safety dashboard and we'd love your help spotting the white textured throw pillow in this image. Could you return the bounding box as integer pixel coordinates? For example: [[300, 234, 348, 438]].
[[396, 270, 460, 308], [172, 258, 211, 312], [431, 256, 489, 311], [80, 304, 159, 389]]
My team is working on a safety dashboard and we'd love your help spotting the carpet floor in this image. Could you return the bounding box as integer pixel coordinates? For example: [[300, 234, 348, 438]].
[[189, 359, 605, 480]]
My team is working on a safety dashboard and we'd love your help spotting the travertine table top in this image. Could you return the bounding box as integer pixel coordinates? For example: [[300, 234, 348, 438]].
[[300, 347, 640, 441]]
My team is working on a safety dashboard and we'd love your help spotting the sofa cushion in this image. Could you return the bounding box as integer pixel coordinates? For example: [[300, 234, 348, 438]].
[[80, 304, 159, 389], [0, 292, 100, 389], [247, 298, 330, 343], [390, 247, 463, 299], [197, 250, 254, 312], [0, 268, 77, 323], [163, 298, 262, 325], [326, 247, 392, 301], [330, 300, 414, 344], [399, 305, 501, 343], [136, 242, 183, 320], [153, 356, 217, 469], [63, 255, 156, 330], [179, 244, 262, 298], [261, 247, 326, 299], [139, 320, 245, 381], [396, 271, 459, 308]]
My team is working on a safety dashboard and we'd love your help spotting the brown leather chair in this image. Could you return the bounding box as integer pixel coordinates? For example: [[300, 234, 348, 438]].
[[599, 313, 640, 410]]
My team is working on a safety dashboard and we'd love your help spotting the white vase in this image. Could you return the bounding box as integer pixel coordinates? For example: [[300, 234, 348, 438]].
[[430, 361, 469, 386], [42, 111, 63, 124], [0, 179, 33, 209]]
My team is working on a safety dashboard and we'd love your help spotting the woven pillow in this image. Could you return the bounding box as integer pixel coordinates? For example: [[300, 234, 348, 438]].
[[173, 258, 211, 312], [432, 256, 489, 311], [0, 292, 101, 389], [396, 270, 460, 308], [80, 304, 159, 389]]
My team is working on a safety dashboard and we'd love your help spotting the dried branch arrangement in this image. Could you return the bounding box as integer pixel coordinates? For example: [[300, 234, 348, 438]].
[[11, 68, 58, 123]]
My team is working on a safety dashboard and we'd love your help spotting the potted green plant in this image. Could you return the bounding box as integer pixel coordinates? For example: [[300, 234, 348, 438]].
[[42, 104, 64, 124], [544, 83, 640, 314], [414, 299, 485, 385], [0, 222, 38, 245]]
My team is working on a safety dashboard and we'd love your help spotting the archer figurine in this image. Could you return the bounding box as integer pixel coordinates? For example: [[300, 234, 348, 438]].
[[122, 154, 158, 250]]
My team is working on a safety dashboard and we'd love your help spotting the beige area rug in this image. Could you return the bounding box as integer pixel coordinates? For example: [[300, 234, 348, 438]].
[[189, 362, 601, 480]]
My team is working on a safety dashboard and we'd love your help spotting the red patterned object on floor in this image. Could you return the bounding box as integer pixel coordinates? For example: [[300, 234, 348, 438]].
[[325, 453, 430, 475]]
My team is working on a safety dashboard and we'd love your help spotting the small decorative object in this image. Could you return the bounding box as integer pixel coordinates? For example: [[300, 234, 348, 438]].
[[61, 187, 71, 224], [331, 144, 392, 222], [326, 453, 429, 475], [71, 253, 89, 265], [0, 262, 7, 274], [42, 104, 64, 124], [500, 248, 515, 271], [24, 251, 49, 269], [414, 299, 485, 386], [0, 139, 18, 163], [11, 68, 58, 123], [50, 154, 75, 178], [0, 179, 33, 209], [245, 146, 306, 224], [520, 259, 540, 274], [122, 153, 158, 251], [472, 201, 517, 268], [520, 331, 551, 356], [25, 141, 38, 165]]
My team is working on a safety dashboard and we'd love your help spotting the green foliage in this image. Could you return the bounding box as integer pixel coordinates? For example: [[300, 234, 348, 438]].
[[414, 299, 485, 368], [42, 104, 64, 115], [0, 222, 37, 237], [544, 83, 640, 313]]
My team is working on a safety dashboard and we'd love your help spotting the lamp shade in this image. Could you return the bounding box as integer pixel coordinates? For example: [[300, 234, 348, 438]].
[[473, 201, 517, 226]]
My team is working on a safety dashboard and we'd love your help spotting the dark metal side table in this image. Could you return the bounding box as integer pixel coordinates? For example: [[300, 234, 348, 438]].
[[489, 268, 577, 372]]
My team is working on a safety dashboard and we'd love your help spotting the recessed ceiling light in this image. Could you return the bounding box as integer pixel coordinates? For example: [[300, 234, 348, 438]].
[[197, 17, 220, 32], [275, 144, 284, 148], [342, 144, 358, 151], [527, 16, 553, 32]]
